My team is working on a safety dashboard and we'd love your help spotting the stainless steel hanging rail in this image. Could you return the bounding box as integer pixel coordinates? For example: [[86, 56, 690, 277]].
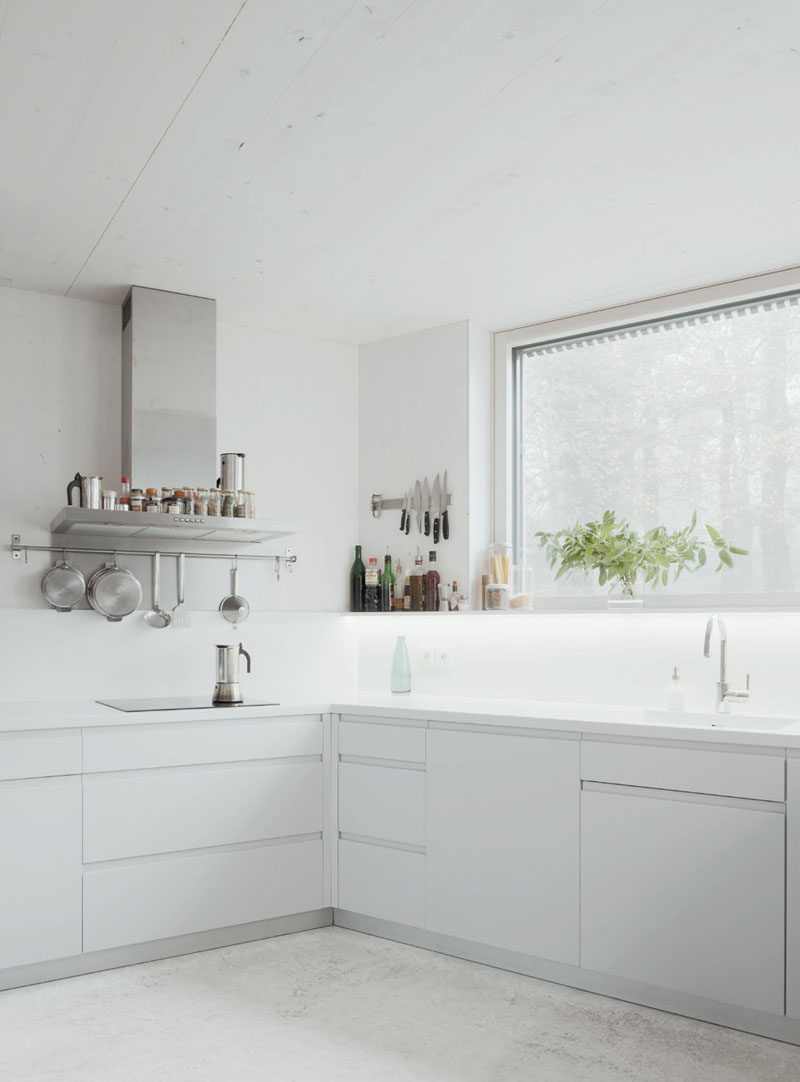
[[9, 535, 296, 567]]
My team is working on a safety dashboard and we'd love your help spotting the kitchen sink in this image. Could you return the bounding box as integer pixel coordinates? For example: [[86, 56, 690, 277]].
[[643, 708, 799, 732]]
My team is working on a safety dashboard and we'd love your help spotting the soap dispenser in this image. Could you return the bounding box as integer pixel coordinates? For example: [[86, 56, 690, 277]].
[[664, 666, 686, 712]]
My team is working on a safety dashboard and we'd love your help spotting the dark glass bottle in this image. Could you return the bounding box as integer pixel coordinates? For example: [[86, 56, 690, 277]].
[[364, 557, 381, 611], [381, 553, 395, 612], [410, 553, 424, 612], [349, 545, 365, 612], [424, 550, 440, 612]]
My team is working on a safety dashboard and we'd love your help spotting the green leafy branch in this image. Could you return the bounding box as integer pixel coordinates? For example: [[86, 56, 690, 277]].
[[535, 511, 748, 593]]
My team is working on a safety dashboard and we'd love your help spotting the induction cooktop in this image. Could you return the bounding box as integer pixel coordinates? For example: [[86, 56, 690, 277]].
[[97, 697, 279, 713]]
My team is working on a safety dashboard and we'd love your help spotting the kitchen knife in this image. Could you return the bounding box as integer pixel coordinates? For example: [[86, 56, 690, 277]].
[[442, 470, 450, 540], [405, 488, 411, 534], [431, 473, 441, 544], [400, 489, 408, 532], [414, 479, 422, 533], [423, 477, 431, 536]]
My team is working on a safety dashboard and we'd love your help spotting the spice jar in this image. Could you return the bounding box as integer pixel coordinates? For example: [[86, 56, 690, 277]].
[[221, 489, 236, 517], [169, 490, 184, 514], [182, 488, 196, 515], [130, 488, 144, 512], [195, 488, 208, 516], [102, 490, 117, 510], [234, 490, 247, 518], [485, 583, 510, 611], [145, 488, 160, 512], [207, 489, 220, 516], [245, 491, 256, 519]]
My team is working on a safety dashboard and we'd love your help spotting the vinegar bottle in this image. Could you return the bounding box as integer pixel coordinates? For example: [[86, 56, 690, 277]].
[[424, 550, 440, 612], [349, 545, 365, 612]]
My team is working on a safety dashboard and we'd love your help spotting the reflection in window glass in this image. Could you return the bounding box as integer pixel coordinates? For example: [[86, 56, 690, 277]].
[[514, 292, 800, 596]]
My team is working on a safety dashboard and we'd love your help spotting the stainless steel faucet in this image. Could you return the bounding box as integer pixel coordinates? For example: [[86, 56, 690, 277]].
[[703, 615, 750, 713]]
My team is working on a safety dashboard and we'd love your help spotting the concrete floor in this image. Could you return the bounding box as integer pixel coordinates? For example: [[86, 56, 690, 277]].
[[1, 927, 799, 1081]]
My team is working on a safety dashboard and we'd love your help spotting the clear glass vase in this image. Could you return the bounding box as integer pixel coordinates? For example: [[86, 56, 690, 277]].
[[607, 578, 644, 611]]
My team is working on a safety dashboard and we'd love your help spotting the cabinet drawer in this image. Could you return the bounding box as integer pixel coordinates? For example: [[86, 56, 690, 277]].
[[338, 840, 425, 928], [0, 729, 81, 781], [84, 716, 322, 772], [339, 762, 425, 846], [339, 718, 425, 763], [581, 739, 784, 801], [84, 761, 323, 862], [84, 838, 323, 951]]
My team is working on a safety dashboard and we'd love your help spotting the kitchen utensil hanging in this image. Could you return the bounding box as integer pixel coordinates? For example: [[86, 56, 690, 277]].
[[86, 555, 142, 622], [219, 556, 250, 626], [143, 552, 171, 629], [41, 551, 85, 612], [172, 553, 191, 629]]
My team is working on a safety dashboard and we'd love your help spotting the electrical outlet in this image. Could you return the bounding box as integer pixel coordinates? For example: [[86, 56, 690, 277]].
[[437, 648, 452, 668], [420, 646, 436, 667]]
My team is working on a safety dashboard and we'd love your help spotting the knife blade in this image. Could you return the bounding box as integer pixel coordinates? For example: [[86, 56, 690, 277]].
[[414, 480, 422, 533], [405, 488, 411, 534], [400, 488, 409, 532], [423, 476, 431, 536], [442, 470, 449, 540], [431, 473, 441, 544]]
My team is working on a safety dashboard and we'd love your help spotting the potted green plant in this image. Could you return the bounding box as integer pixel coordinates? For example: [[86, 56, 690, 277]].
[[536, 511, 747, 605]]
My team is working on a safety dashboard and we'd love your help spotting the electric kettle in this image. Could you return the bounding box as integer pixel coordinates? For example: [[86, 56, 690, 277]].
[[212, 642, 251, 704]]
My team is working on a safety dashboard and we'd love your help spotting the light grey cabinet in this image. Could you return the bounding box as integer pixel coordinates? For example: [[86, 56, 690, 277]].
[[426, 727, 580, 964], [581, 783, 785, 1014], [787, 758, 800, 1019]]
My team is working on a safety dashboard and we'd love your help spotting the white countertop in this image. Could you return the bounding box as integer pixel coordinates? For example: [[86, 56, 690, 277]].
[[2, 693, 800, 748]]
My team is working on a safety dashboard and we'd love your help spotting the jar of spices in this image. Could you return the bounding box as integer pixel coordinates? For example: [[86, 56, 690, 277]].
[[245, 491, 256, 518], [102, 490, 117, 510], [169, 490, 184, 514], [221, 489, 236, 517], [195, 488, 208, 516], [145, 488, 160, 512], [207, 489, 220, 516], [130, 488, 144, 512], [182, 488, 196, 515], [234, 490, 247, 518], [160, 487, 173, 512]]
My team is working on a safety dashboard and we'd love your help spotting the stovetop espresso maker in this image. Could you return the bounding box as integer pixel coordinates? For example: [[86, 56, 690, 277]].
[[213, 642, 251, 704]]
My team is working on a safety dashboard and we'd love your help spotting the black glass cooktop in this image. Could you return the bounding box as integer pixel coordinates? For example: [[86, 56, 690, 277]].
[[97, 697, 279, 713]]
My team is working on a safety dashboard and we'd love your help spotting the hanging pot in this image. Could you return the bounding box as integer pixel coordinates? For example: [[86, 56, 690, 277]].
[[41, 553, 85, 612], [87, 557, 142, 622]]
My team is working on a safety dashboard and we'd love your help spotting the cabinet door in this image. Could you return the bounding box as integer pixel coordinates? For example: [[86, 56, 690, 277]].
[[427, 729, 579, 964], [787, 759, 800, 1018], [581, 787, 784, 1014], [0, 777, 82, 969]]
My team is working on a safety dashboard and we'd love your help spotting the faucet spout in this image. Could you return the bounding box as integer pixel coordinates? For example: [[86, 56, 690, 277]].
[[703, 615, 747, 713]]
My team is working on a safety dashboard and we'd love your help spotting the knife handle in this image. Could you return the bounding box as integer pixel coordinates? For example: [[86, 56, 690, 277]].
[[400, 509, 406, 532], [433, 516, 440, 544], [424, 511, 430, 536], [405, 512, 411, 535], [442, 509, 449, 540]]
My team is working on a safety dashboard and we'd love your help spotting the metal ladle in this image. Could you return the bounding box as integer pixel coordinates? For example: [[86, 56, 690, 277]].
[[144, 552, 171, 629], [219, 556, 250, 626]]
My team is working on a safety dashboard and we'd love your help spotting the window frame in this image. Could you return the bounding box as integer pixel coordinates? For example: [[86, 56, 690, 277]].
[[492, 265, 800, 612]]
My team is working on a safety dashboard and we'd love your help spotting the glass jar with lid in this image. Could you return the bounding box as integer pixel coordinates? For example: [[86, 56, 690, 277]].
[[170, 490, 184, 514], [195, 488, 208, 516], [182, 488, 196, 515], [245, 491, 256, 518], [234, 490, 247, 518], [207, 489, 220, 516], [160, 487, 174, 512], [130, 488, 144, 512], [221, 489, 236, 517], [145, 488, 160, 512]]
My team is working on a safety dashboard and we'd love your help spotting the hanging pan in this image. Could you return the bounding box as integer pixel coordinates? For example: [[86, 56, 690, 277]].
[[41, 551, 85, 612], [87, 555, 142, 622]]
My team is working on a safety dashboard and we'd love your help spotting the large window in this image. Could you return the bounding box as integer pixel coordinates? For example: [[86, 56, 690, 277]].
[[508, 285, 800, 604]]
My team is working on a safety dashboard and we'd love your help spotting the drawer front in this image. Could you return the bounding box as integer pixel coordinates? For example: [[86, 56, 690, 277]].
[[338, 840, 425, 928], [0, 729, 81, 781], [84, 761, 323, 862], [84, 838, 323, 952], [84, 716, 322, 772], [581, 740, 784, 801], [339, 762, 425, 846], [339, 718, 425, 763]]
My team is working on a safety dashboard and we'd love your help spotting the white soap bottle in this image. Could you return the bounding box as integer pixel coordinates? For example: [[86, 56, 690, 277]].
[[664, 666, 686, 711]]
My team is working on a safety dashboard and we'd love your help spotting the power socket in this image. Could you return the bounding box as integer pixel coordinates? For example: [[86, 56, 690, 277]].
[[419, 646, 436, 667], [437, 648, 453, 668]]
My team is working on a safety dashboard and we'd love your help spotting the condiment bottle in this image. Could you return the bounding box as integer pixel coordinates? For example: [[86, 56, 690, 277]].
[[364, 557, 381, 611], [424, 550, 440, 611], [349, 545, 365, 612], [130, 488, 144, 512], [119, 476, 131, 510], [449, 580, 459, 611], [410, 552, 424, 612], [381, 553, 395, 612], [393, 560, 405, 611]]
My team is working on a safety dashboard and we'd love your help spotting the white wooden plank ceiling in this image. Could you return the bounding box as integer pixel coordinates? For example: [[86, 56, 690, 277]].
[[0, 0, 798, 343]]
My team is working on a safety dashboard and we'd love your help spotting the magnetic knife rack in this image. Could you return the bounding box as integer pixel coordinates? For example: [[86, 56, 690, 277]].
[[370, 493, 452, 518], [9, 536, 297, 580]]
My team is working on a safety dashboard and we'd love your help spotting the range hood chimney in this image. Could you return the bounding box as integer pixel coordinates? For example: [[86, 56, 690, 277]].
[[121, 286, 217, 489]]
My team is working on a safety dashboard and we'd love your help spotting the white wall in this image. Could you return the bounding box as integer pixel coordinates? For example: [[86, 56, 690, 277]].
[[358, 320, 491, 604], [0, 286, 359, 702], [355, 611, 800, 717]]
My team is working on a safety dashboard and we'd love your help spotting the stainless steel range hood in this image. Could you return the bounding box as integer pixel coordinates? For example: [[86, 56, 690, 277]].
[[122, 285, 217, 487]]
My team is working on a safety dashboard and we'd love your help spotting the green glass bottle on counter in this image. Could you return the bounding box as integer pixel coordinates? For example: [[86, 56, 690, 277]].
[[349, 545, 365, 612], [381, 553, 395, 612]]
